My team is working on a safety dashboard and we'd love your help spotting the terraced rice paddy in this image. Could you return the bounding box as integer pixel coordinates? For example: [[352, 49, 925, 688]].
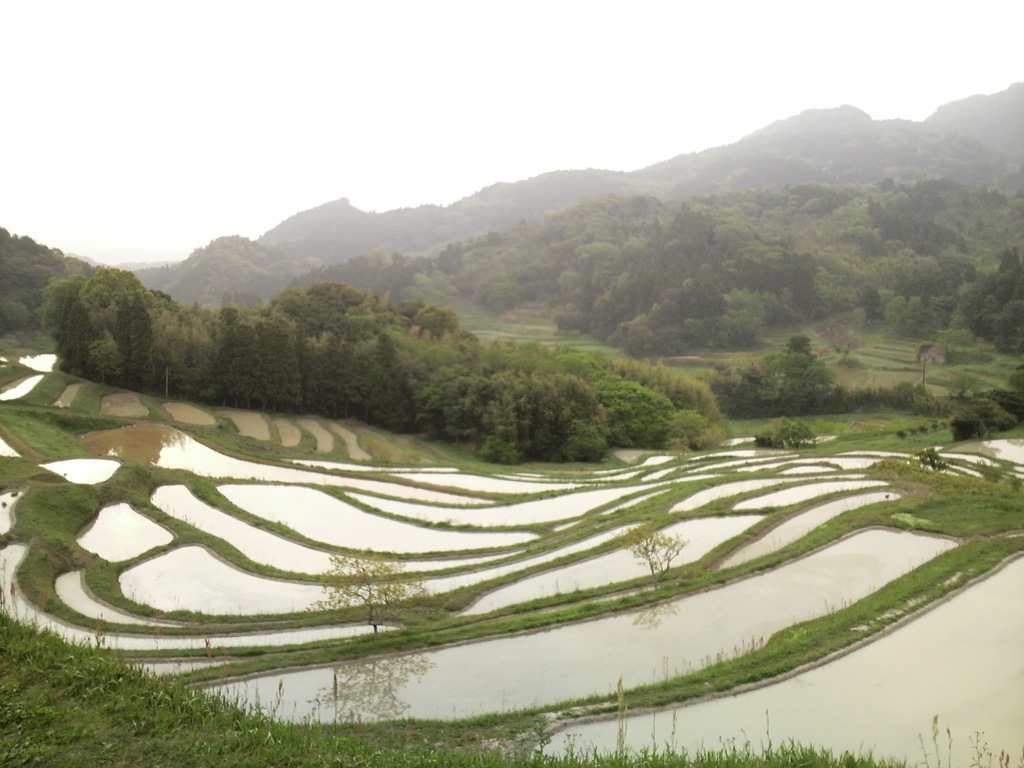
[[1, 375, 1022, 765], [0, 374, 44, 401], [549, 558, 1024, 766]]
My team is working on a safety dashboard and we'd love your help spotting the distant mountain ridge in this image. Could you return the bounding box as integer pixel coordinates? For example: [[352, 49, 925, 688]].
[[137, 82, 1024, 306], [924, 81, 1024, 154]]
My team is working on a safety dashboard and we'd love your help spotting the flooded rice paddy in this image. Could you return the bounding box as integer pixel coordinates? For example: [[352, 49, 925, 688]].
[[0, 544, 377, 650], [0, 374, 44, 401], [55, 570, 181, 626], [464, 515, 765, 615], [40, 458, 120, 484], [348, 483, 671, 527], [4, 418, 1022, 752], [0, 490, 18, 534], [121, 545, 323, 614], [719, 492, 899, 568], [77, 503, 173, 561], [732, 480, 888, 510], [549, 557, 1024, 766], [217, 484, 537, 552], [18, 353, 57, 372], [216, 529, 956, 722], [83, 425, 480, 504]]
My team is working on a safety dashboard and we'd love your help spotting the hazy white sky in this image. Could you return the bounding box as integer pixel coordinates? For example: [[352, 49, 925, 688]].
[[2, 1, 1021, 264]]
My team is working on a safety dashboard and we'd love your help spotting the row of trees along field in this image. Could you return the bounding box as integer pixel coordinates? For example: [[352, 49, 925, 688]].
[[302, 180, 1024, 357], [40, 269, 722, 462]]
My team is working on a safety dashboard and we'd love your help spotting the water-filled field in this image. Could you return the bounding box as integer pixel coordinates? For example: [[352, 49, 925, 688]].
[[1, 387, 1022, 764]]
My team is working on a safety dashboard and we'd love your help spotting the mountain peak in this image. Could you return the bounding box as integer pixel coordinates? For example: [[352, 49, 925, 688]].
[[750, 104, 874, 139]]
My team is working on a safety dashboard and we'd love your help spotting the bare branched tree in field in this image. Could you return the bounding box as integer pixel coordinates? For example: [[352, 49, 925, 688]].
[[314, 554, 426, 634], [622, 524, 687, 584]]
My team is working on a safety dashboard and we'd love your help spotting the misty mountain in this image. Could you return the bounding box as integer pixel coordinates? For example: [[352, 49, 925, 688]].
[[259, 169, 641, 263], [637, 103, 1016, 196], [924, 81, 1024, 156], [137, 236, 303, 308], [136, 82, 1024, 307]]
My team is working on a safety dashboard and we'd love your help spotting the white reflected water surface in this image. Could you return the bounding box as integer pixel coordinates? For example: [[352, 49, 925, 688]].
[[214, 529, 956, 722], [549, 558, 1024, 766]]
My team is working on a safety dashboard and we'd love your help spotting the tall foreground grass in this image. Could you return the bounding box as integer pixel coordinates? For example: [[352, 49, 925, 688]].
[[0, 612, 914, 768]]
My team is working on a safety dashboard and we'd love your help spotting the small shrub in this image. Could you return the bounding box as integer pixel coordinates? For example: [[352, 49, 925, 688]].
[[914, 448, 948, 471], [755, 419, 816, 449], [476, 437, 522, 464], [950, 398, 1017, 441]]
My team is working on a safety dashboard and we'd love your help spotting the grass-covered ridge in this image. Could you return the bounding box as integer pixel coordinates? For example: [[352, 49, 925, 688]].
[[1, 610, 920, 768]]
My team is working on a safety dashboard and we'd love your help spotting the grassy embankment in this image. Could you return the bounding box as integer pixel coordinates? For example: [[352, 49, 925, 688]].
[[2, 608, 918, 768]]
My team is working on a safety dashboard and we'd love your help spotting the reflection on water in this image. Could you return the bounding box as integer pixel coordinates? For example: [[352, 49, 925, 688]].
[[18, 354, 56, 372], [978, 438, 1024, 466], [719, 492, 898, 569], [1, 543, 376, 650], [55, 570, 180, 626], [0, 374, 44, 401], [219, 483, 536, 553], [549, 558, 1024, 766], [77, 503, 173, 562], [733, 480, 887, 511], [314, 654, 435, 723], [0, 490, 19, 534], [220, 530, 955, 722], [84, 424, 183, 466], [40, 458, 120, 484], [464, 515, 763, 615], [84, 425, 480, 504], [631, 601, 679, 630]]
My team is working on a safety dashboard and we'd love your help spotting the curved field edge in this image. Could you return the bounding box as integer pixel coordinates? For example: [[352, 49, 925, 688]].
[[2, 393, 1023, 759], [0, 610, 912, 768]]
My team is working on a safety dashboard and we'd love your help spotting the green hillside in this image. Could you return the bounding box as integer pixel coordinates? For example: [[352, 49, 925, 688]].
[[133, 83, 1024, 310]]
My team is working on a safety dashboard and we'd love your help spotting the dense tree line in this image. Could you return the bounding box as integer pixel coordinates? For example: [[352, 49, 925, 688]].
[[41, 269, 722, 462], [301, 180, 1024, 358]]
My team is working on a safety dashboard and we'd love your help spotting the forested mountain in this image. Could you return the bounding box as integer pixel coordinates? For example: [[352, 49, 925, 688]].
[[0, 227, 92, 334], [301, 180, 1024, 356], [642, 104, 1015, 197], [924, 81, 1024, 156], [134, 83, 1024, 307], [137, 236, 302, 308], [136, 171, 640, 306]]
